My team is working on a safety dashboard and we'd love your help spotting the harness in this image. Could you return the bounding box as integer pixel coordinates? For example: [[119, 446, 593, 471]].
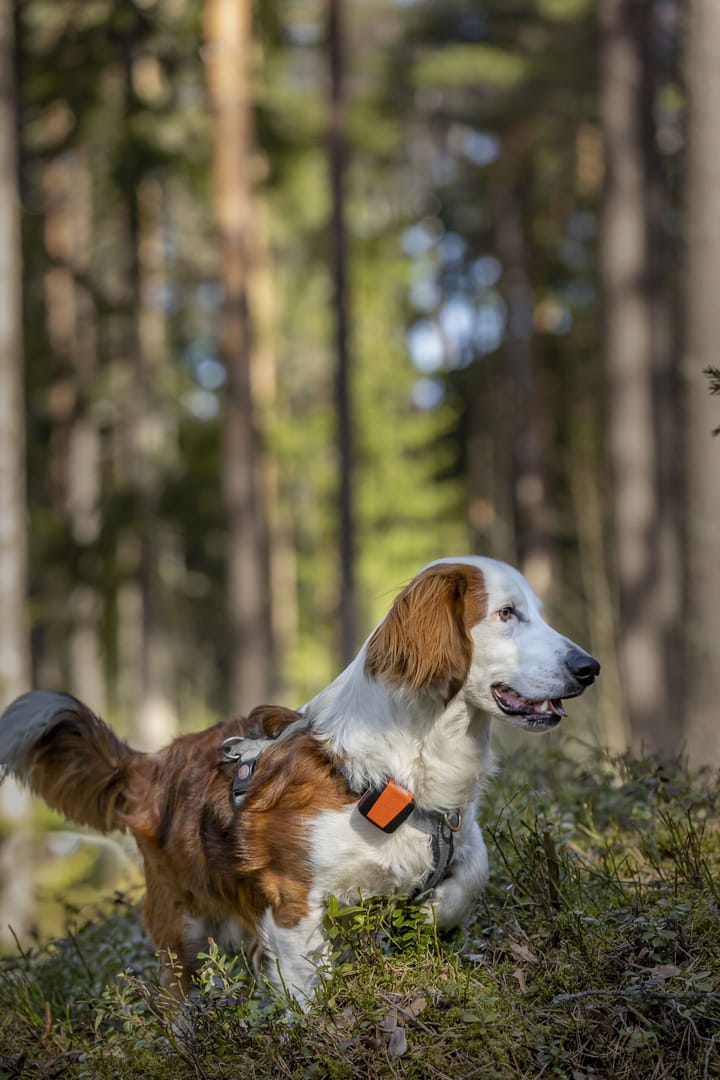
[[220, 730, 461, 901]]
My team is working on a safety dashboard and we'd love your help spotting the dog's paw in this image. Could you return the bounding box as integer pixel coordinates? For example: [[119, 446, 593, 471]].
[[424, 877, 476, 929]]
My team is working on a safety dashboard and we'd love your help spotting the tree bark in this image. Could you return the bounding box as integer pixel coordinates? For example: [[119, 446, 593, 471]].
[[248, 197, 298, 695], [114, 38, 178, 748], [682, 0, 720, 766], [328, 0, 357, 666], [204, 0, 273, 714], [42, 152, 105, 712], [641, 0, 685, 739], [494, 184, 554, 603], [0, 0, 29, 709], [598, 0, 675, 754], [0, 0, 32, 946], [135, 175, 178, 748]]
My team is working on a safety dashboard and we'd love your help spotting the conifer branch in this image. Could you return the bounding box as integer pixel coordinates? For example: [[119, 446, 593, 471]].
[[704, 367, 720, 434]]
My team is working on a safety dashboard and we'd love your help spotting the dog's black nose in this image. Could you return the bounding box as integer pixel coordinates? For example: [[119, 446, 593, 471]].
[[566, 649, 601, 686]]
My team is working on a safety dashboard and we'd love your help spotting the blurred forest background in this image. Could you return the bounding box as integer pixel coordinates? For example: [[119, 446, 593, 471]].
[[0, 0, 719, 935]]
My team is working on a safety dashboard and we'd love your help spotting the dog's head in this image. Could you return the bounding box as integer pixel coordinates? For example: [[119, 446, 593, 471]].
[[365, 557, 599, 730]]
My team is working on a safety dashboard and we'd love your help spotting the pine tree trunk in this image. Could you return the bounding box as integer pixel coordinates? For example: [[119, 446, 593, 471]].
[[204, 0, 273, 714], [494, 184, 554, 603], [328, 0, 357, 665], [135, 175, 178, 748], [682, 0, 720, 766], [598, 0, 673, 754], [0, 0, 32, 946], [641, 0, 685, 738], [42, 152, 105, 711], [249, 200, 297, 694], [0, 0, 29, 714]]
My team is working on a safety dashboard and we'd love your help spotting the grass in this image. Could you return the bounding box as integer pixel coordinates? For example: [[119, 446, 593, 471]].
[[1, 747, 720, 1078]]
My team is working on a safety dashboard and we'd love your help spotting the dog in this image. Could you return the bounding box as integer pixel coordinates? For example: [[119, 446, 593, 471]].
[[0, 557, 599, 1005]]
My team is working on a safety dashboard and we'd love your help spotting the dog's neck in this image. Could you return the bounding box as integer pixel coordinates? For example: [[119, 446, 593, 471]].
[[305, 648, 495, 812]]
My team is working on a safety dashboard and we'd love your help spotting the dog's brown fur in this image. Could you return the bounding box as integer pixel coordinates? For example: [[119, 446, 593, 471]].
[[365, 564, 488, 704], [26, 702, 355, 990]]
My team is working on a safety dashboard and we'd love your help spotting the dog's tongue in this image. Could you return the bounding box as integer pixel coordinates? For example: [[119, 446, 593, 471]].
[[496, 685, 567, 716], [498, 687, 530, 710]]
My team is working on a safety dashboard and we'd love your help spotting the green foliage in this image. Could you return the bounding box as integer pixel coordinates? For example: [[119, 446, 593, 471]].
[[414, 44, 529, 91], [706, 367, 720, 435], [2, 753, 720, 1077]]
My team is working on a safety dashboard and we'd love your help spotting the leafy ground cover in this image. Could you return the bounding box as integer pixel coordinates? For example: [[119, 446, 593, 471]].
[[1, 748, 719, 1079]]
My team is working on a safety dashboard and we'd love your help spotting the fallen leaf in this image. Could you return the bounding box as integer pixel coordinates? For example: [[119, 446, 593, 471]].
[[513, 967, 528, 994], [334, 1006, 355, 1029], [651, 964, 681, 980], [387, 1027, 408, 1057], [379, 1012, 398, 1034], [398, 996, 427, 1021], [509, 941, 538, 964]]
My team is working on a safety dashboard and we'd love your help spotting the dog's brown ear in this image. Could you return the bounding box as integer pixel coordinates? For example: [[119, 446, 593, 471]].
[[365, 564, 486, 705]]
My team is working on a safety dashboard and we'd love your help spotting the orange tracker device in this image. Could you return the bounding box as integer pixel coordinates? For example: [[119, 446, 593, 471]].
[[358, 779, 416, 833]]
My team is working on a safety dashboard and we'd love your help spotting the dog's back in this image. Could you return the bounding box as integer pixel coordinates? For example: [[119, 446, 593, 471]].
[[0, 692, 350, 989]]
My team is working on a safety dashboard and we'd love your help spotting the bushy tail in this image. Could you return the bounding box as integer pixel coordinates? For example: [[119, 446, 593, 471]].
[[0, 691, 142, 833]]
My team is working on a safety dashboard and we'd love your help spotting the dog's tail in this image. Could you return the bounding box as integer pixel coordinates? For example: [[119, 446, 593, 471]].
[[0, 691, 143, 833]]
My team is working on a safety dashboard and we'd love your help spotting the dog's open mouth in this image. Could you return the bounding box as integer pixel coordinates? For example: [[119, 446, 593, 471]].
[[491, 683, 567, 730]]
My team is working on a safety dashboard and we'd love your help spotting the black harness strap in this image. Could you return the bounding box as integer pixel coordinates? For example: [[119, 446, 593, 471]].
[[222, 735, 275, 808], [406, 807, 462, 901], [220, 733, 461, 897]]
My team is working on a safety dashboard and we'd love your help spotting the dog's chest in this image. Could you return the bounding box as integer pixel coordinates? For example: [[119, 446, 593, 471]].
[[308, 805, 435, 903]]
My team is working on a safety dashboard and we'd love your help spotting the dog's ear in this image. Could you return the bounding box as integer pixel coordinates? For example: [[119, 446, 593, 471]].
[[365, 564, 485, 705]]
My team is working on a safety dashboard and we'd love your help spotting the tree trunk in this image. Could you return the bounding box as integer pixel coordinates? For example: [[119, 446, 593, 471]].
[[112, 30, 179, 748], [682, 0, 720, 766], [642, 0, 685, 739], [0, 0, 32, 946], [248, 197, 298, 695], [204, 0, 273, 714], [598, 0, 674, 754], [135, 175, 178, 748], [466, 361, 516, 564], [328, 0, 357, 666], [0, 0, 29, 716], [42, 152, 105, 711], [494, 184, 554, 603]]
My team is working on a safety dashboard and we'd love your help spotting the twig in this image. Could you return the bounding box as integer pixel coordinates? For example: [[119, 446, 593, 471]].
[[553, 987, 720, 1005]]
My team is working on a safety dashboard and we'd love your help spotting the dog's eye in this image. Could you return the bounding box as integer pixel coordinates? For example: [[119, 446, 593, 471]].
[[498, 604, 516, 621]]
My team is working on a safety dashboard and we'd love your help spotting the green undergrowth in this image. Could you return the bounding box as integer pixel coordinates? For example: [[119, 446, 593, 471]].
[[2, 748, 720, 1078]]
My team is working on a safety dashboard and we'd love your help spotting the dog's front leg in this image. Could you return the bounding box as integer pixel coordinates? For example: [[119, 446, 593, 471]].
[[258, 904, 329, 1008], [426, 808, 489, 929]]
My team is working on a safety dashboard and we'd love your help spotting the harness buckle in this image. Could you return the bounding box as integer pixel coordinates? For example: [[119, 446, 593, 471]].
[[444, 810, 462, 832], [231, 756, 257, 807]]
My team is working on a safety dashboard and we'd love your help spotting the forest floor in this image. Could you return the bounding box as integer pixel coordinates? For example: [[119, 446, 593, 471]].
[[1, 747, 719, 1079]]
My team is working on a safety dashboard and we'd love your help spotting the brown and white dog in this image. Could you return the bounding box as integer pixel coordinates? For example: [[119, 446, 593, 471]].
[[0, 557, 599, 1004]]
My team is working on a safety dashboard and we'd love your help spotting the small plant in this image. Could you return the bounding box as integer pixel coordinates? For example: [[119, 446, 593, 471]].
[[705, 365, 720, 434]]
